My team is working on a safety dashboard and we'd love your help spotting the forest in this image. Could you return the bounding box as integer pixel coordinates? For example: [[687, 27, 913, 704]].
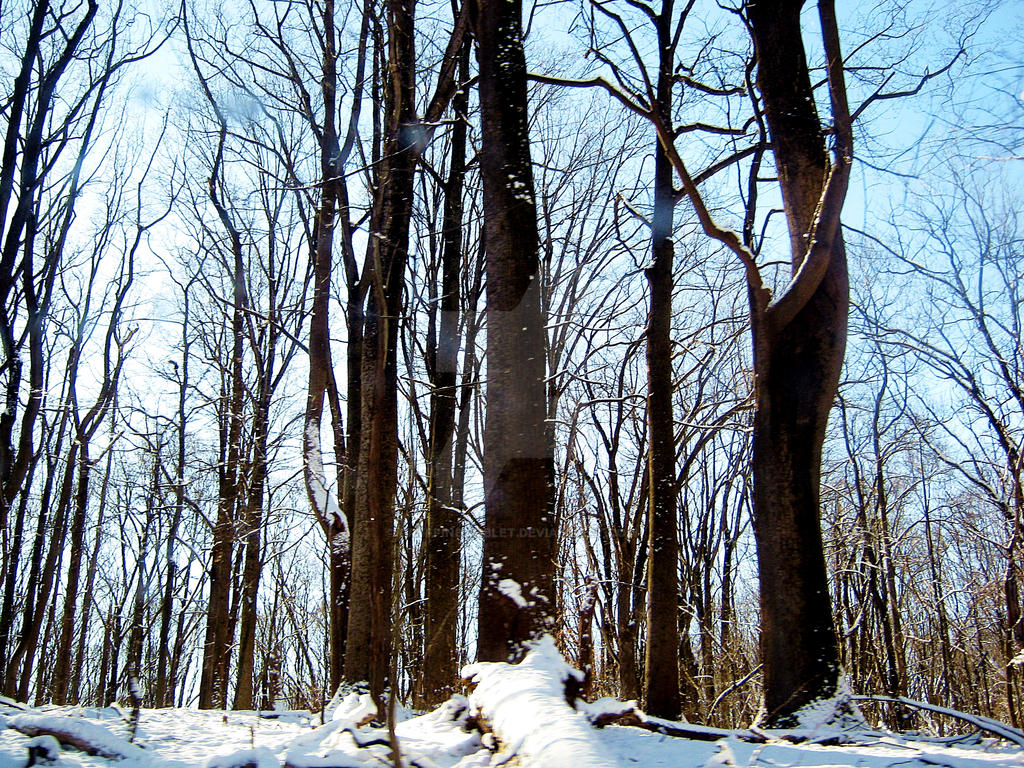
[[0, 0, 1023, 749]]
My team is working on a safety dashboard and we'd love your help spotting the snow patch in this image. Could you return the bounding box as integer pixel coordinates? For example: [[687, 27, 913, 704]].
[[497, 578, 529, 607], [204, 747, 279, 768], [329, 692, 377, 727], [303, 420, 347, 530], [788, 679, 866, 734], [577, 696, 636, 724], [705, 739, 739, 768], [26, 734, 61, 763]]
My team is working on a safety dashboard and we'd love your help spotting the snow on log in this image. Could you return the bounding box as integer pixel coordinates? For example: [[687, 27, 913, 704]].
[[462, 636, 622, 768], [7, 713, 151, 761], [26, 734, 61, 764]]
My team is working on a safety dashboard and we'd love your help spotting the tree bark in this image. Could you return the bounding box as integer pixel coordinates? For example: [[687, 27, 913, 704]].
[[156, 291, 190, 708], [745, 0, 851, 727], [5, 435, 76, 701], [419, 42, 470, 707], [198, 135, 248, 709], [344, 0, 417, 712], [233, 386, 271, 710], [474, 0, 556, 663], [643, 0, 681, 719], [50, 445, 92, 704]]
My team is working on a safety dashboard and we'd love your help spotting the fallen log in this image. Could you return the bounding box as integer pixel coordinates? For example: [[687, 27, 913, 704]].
[[463, 636, 623, 768], [6, 713, 151, 761]]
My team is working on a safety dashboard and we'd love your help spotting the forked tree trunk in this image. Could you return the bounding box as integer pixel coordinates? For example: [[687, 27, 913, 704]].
[[344, 0, 418, 712], [745, 0, 851, 726], [474, 0, 556, 663], [302, 0, 369, 691]]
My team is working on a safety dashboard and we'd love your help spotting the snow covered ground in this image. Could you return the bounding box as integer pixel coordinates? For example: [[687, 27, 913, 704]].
[[3, 644, 1023, 768]]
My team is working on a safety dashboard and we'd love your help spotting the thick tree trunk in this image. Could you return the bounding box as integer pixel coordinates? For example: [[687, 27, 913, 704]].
[[475, 0, 556, 663], [577, 582, 598, 698], [750, 285, 845, 726], [0, 460, 34, 678], [198, 390, 238, 710], [745, 0, 850, 727], [616, 567, 640, 701], [102, 611, 121, 706]]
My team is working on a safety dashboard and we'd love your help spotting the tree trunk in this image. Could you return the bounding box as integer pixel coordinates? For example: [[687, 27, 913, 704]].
[[643, 1, 680, 716], [419, 42, 469, 707], [745, 0, 851, 727], [104, 613, 121, 707], [126, 466, 156, 706], [7, 439, 76, 701], [50, 444, 93, 704], [233, 390, 270, 710], [475, 0, 556, 662], [344, 0, 417, 712], [156, 298, 189, 708], [198, 117, 250, 709], [0, 459, 35, 678], [70, 429, 113, 705]]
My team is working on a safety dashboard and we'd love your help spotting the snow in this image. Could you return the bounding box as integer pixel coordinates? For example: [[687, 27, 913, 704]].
[[0, 707, 311, 768], [463, 635, 619, 767], [203, 747, 278, 768], [27, 734, 61, 762], [785, 678, 867, 736], [302, 420, 347, 530], [328, 692, 377, 727], [496, 578, 529, 607], [3, 655, 1024, 768], [578, 695, 638, 722], [7, 714, 152, 761]]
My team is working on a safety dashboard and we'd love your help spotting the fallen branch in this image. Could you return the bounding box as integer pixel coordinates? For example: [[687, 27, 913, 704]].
[[0, 696, 31, 712], [853, 695, 1024, 747], [579, 700, 767, 744]]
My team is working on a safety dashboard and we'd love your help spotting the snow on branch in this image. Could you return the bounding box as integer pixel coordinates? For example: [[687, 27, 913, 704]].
[[854, 696, 1024, 747]]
